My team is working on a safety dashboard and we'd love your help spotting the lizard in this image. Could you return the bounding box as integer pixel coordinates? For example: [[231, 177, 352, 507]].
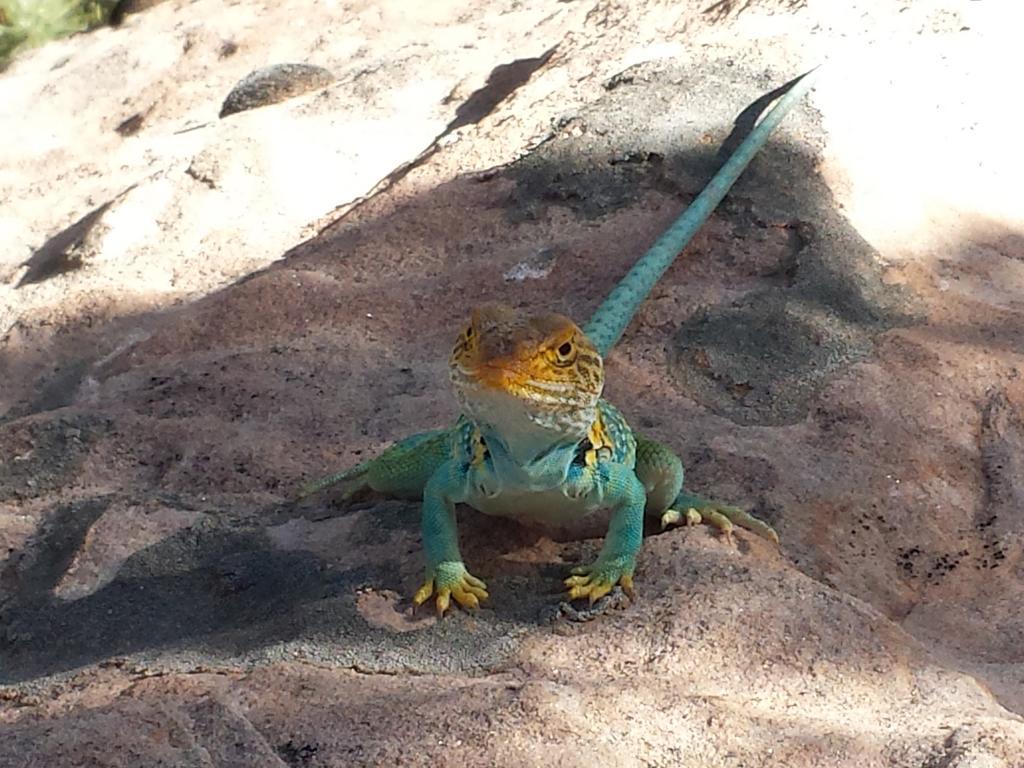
[[299, 68, 819, 616]]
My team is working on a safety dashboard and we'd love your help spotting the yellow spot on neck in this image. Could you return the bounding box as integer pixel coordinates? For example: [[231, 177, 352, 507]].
[[584, 411, 614, 467]]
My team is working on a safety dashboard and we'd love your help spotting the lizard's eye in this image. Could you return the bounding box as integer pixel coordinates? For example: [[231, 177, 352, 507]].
[[465, 325, 474, 338], [550, 339, 577, 367]]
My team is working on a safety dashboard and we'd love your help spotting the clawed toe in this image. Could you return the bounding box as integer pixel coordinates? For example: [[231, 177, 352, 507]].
[[660, 507, 703, 529]]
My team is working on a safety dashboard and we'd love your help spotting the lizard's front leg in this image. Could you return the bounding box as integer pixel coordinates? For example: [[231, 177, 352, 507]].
[[564, 462, 646, 603], [413, 459, 489, 616]]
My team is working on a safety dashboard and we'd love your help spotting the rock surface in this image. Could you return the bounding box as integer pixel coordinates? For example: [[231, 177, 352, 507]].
[[1, 1, 1023, 766]]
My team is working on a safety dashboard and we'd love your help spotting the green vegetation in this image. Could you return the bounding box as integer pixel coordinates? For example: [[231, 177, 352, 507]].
[[0, 0, 116, 63]]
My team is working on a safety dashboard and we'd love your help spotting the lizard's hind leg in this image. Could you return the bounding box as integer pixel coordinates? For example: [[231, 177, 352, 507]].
[[634, 438, 778, 544], [668, 490, 779, 544], [297, 429, 452, 501], [635, 438, 700, 528]]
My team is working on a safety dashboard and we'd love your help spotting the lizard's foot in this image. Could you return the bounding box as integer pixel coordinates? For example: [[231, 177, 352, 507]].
[[413, 561, 489, 617], [662, 496, 778, 545], [564, 556, 635, 604]]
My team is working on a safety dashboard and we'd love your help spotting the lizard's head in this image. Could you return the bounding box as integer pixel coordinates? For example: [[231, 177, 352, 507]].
[[449, 303, 604, 441]]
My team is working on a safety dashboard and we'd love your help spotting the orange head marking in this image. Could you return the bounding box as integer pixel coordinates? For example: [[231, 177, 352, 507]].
[[450, 303, 603, 438]]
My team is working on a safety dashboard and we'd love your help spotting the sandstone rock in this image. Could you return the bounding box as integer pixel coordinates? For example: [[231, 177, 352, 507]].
[[1, 1, 1022, 765]]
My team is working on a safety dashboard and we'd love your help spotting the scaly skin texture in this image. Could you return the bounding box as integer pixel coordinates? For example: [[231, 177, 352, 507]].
[[300, 70, 817, 614]]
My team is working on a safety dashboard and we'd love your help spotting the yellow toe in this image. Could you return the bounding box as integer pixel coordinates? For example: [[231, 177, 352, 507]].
[[586, 581, 613, 604], [413, 580, 434, 606], [435, 589, 452, 617], [451, 586, 480, 611], [661, 508, 703, 529], [464, 573, 488, 591], [566, 584, 590, 601], [660, 509, 682, 529]]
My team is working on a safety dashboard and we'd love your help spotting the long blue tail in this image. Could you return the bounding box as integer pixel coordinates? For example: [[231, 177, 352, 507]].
[[583, 67, 821, 356]]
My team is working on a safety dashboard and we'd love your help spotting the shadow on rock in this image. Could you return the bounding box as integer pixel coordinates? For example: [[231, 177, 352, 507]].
[[0, 503, 359, 684], [0, 492, 559, 685]]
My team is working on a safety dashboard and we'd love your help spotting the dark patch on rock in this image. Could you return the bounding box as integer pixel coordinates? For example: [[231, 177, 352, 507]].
[[505, 122, 668, 222], [672, 293, 872, 425], [503, 62, 787, 222], [220, 63, 336, 118], [1, 496, 112, 604], [977, 391, 1024, 572], [14, 184, 136, 289], [703, 0, 807, 24], [278, 740, 319, 766], [979, 390, 1024, 523], [444, 46, 557, 134], [186, 156, 218, 189], [110, 0, 171, 26], [114, 111, 145, 136], [349, 500, 418, 542], [0, 414, 107, 501], [16, 202, 110, 288], [11, 358, 92, 419]]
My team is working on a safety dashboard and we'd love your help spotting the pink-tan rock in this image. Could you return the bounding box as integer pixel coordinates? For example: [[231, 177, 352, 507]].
[[1, 1, 1022, 766]]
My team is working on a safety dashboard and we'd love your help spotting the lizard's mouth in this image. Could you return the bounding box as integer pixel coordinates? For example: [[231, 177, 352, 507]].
[[451, 361, 592, 407], [450, 366, 598, 444], [450, 360, 601, 441]]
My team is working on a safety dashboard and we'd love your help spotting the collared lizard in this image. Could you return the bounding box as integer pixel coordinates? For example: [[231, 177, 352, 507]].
[[300, 68, 818, 615]]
